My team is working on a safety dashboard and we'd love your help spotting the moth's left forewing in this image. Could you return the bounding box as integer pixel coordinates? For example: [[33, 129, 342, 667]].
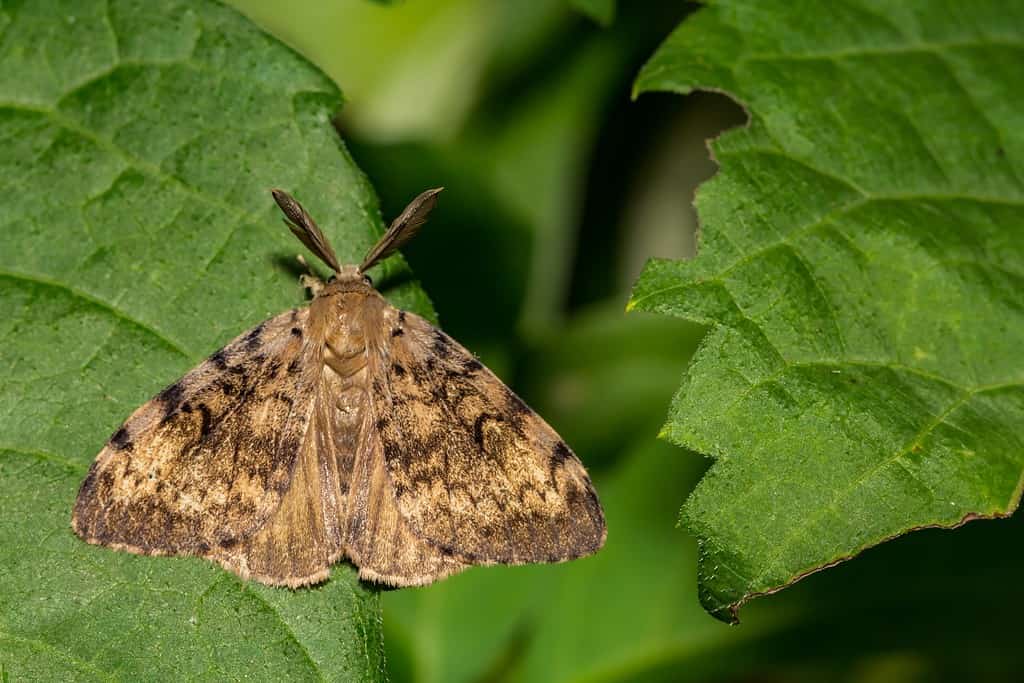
[[371, 307, 606, 567], [72, 307, 321, 562]]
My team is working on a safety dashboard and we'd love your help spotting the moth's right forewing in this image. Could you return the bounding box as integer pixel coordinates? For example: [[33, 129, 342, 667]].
[[72, 308, 320, 558], [373, 309, 606, 566]]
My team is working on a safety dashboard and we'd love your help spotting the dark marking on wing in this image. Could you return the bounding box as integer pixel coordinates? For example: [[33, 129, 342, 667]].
[[432, 329, 452, 359], [264, 357, 282, 377], [392, 310, 407, 337], [196, 403, 213, 440], [158, 382, 186, 422], [218, 378, 236, 396], [272, 391, 295, 408], [244, 322, 266, 350], [552, 442, 571, 464], [472, 412, 501, 449], [549, 441, 571, 488], [210, 349, 229, 369], [110, 427, 133, 452]]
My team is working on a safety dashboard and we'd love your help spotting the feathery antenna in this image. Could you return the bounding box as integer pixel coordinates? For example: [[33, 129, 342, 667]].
[[271, 189, 342, 273], [360, 188, 443, 273]]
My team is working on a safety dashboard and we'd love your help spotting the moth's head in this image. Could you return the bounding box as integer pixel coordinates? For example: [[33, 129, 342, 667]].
[[303, 264, 374, 300], [324, 264, 373, 294], [332, 264, 366, 283]]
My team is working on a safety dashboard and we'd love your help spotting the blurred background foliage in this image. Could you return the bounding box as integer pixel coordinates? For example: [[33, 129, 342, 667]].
[[226, 2, 1022, 681]]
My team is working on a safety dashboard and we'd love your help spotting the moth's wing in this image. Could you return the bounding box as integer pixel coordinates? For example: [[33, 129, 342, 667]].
[[72, 308, 319, 559], [338, 389, 471, 586], [373, 310, 606, 565], [219, 382, 346, 586], [223, 363, 468, 588]]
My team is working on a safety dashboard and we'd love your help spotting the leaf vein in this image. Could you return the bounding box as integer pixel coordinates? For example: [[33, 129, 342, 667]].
[[240, 584, 327, 682], [0, 630, 116, 682], [741, 39, 1024, 65], [0, 445, 87, 473], [0, 269, 190, 358]]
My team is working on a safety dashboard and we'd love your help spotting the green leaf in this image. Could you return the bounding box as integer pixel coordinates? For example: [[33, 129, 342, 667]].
[[0, 0, 430, 677], [630, 0, 1024, 622]]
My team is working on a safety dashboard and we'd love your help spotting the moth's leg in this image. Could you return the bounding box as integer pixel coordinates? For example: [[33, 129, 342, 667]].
[[300, 274, 324, 296], [297, 255, 325, 296]]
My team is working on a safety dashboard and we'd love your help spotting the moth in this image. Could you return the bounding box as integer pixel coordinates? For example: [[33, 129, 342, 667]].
[[72, 188, 606, 587]]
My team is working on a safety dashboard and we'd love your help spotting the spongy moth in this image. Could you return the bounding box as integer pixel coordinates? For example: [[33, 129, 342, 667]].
[[72, 188, 606, 587]]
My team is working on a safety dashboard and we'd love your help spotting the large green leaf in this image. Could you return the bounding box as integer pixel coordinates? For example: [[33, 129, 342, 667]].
[[630, 0, 1024, 621], [0, 0, 431, 678]]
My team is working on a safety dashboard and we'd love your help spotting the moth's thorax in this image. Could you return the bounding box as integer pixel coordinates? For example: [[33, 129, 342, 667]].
[[309, 272, 386, 378]]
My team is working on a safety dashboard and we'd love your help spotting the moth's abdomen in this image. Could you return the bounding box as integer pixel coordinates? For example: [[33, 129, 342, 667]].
[[319, 303, 371, 449]]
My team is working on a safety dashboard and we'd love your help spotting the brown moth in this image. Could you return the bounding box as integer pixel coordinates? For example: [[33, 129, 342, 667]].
[[72, 188, 606, 587]]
